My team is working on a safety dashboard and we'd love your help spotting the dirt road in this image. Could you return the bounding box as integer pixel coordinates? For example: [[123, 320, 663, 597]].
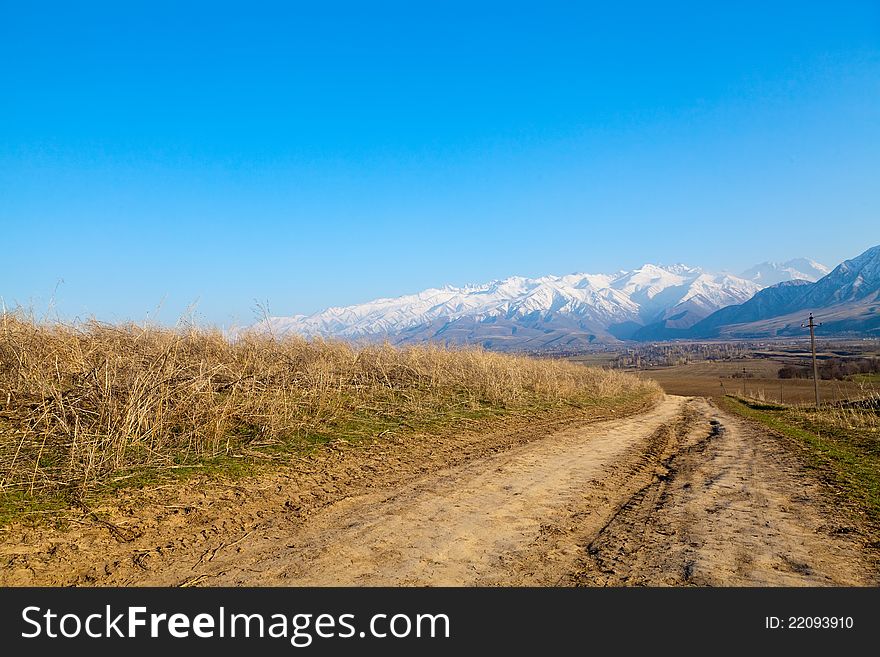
[[2, 395, 876, 586]]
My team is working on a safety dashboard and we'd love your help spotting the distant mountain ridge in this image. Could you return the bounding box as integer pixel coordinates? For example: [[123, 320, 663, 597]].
[[662, 245, 880, 340], [262, 261, 779, 350], [257, 249, 872, 349]]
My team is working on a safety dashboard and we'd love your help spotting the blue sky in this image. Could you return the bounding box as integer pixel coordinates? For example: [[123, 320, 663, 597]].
[[2, 1, 878, 326]]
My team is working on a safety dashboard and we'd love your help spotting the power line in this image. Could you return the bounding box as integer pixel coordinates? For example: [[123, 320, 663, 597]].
[[801, 313, 822, 408]]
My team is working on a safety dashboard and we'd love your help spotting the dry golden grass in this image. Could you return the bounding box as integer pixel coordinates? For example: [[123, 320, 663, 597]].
[[0, 313, 660, 503], [811, 392, 880, 435]]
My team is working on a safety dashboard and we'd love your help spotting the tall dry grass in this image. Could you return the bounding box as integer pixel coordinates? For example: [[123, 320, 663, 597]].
[[0, 313, 660, 499], [796, 390, 880, 435], [739, 383, 880, 434]]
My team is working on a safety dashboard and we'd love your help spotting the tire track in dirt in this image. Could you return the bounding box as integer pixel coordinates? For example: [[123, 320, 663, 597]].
[[571, 398, 878, 586]]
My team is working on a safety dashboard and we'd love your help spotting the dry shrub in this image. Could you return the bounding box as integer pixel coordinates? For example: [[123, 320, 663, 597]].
[[0, 312, 660, 496]]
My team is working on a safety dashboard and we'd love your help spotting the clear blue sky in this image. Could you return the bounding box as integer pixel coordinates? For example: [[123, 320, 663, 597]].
[[2, 1, 878, 326]]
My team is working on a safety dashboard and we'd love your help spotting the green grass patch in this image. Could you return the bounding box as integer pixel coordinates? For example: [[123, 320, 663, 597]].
[[0, 489, 72, 528], [848, 373, 880, 383]]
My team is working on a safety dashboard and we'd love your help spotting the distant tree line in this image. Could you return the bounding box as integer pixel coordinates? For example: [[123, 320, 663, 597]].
[[778, 357, 880, 381], [614, 342, 753, 368]]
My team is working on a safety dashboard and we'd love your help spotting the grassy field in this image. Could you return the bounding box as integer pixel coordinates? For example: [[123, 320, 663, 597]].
[[0, 314, 660, 523], [721, 395, 880, 528], [850, 373, 880, 384], [634, 359, 879, 404]]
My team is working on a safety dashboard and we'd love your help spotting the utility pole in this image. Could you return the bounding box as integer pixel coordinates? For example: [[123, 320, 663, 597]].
[[801, 313, 822, 408]]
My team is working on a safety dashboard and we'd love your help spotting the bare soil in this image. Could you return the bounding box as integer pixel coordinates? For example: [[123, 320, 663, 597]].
[[1, 395, 876, 586]]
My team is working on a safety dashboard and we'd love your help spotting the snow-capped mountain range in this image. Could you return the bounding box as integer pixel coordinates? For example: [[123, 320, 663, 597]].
[[258, 258, 830, 350]]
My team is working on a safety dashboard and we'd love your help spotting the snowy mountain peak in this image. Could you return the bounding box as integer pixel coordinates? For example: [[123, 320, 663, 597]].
[[740, 258, 830, 286]]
